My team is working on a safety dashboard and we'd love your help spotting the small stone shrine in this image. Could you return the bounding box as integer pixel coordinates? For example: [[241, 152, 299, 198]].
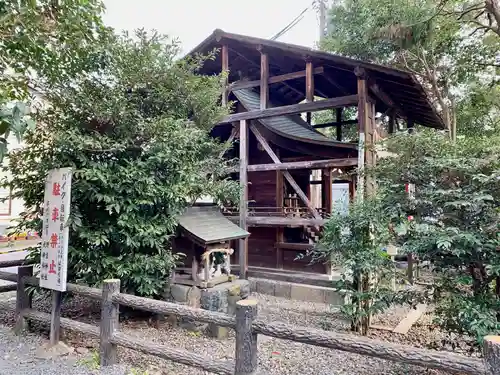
[[166, 205, 250, 338]]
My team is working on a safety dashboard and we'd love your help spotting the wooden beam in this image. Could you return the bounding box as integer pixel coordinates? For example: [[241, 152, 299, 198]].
[[306, 61, 314, 124], [229, 67, 324, 91], [239, 119, 249, 279], [229, 216, 327, 227], [249, 124, 322, 220], [313, 119, 358, 129], [276, 242, 314, 251], [241, 158, 357, 172], [321, 73, 350, 95], [336, 108, 343, 141], [370, 83, 407, 120], [220, 95, 358, 124], [260, 52, 269, 109], [388, 112, 395, 134], [219, 126, 238, 159], [221, 44, 229, 106], [245, 268, 333, 288]]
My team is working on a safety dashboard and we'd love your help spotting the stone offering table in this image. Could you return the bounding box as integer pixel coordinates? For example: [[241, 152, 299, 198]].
[[165, 279, 250, 338]]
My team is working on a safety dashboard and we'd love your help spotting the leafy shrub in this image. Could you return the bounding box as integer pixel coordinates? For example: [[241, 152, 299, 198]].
[[4, 30, 238, 297]]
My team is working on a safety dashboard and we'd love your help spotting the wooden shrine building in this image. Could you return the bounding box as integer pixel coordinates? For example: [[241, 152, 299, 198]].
[[188, 29, 445, 280]]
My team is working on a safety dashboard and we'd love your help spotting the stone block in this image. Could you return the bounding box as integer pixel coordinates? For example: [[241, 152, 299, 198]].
[[273, 282, 292, 299], [201, 286, 229, 313], [255, 279, 275, 296], [324, 289, 345, 306], [291, 284, 325, 303], [186, 286, 201, 308], [170, 284, 191, 303], [208, 324, 229, 339]]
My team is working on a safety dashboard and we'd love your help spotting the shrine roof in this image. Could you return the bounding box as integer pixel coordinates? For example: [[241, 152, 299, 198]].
[[233, 88, 357, 148], [178, 205, 249, 245], [188, 29, 445, 129]]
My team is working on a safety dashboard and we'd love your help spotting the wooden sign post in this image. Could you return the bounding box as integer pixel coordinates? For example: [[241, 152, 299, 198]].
[[40, 167, 72, 346]]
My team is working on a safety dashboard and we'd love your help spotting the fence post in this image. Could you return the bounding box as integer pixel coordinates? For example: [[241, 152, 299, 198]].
[[14, 265, 33, 334], [100, 279, 120, 367], [484, 336, 500, 375], [235, 299, 258, 375]]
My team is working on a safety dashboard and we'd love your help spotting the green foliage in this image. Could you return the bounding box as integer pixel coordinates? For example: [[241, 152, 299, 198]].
[[313, 107, 358, 141], [313, 197, 397, 333], [321, 0, 499, 135], [77, 350, 100, 371], [5, 30, 239, 297], [0, 0, 109, 157], [372, 131, 500, 347]]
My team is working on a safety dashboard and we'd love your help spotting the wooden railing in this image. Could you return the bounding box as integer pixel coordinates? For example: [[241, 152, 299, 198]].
[[223, 206, 331, 219], [0, 261, 494, 375]]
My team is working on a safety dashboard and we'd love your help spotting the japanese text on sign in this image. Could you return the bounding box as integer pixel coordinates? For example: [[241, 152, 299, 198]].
[[39, 168, 72, 292]]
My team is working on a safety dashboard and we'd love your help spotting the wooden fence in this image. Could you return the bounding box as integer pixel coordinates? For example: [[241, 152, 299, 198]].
[[0, 261, 497, 375]]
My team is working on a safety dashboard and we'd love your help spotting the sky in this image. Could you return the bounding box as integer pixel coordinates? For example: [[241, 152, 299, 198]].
[[102, 0, 322, 55]]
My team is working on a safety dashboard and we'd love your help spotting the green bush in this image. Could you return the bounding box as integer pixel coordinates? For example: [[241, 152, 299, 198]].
[[4, 30, 238, 297]]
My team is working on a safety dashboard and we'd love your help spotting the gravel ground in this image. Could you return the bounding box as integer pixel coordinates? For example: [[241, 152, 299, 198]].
[[0, 325, 129, 375], [0, 290, 464, 375]]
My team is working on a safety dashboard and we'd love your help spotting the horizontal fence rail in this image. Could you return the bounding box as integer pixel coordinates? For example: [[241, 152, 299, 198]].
[[252, 320, 484, 375], [0, 259, 36, 269], [110, 331, 234, 375], [112, 293, 237, 329], [0, 266, 494, 375]]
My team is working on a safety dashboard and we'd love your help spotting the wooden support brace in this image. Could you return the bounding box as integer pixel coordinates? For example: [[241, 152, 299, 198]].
[[219, 126, 238, 159], [229, 67, 325, 91], [249, 124, 322, 220]]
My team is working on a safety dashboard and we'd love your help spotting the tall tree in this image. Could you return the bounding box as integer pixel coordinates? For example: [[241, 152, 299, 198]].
[[5, 30, 238, 297], [0, 0, 109, 157], [321, 0, 499, 137]]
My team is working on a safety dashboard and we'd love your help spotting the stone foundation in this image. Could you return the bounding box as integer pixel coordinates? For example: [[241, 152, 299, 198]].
[[249, 278, 345, 305], [165, 279, 250, 338]]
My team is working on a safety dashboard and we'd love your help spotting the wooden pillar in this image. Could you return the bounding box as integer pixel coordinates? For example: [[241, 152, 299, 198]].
[[239, 119, 249, 279], [260, 52, 269, 110], [407, 117, 415, 283], [484, 336, 500, 375], [306, 60, 314, 124], [322, 168, 332, 213], [355, 67, 369, 199], [14, 265, 32, 334], [336, 108, 343, 141], [388, 112, 395, 134], [407, 118, 415, 134], [276, 162, 284, 269], [221, 44, 229, 106], [235, 300, 258, 375], [49, 291, 62, 345], [100, 279, 120, 367]]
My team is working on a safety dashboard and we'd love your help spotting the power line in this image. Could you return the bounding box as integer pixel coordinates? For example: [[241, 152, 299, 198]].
[[270, 4, 311, 40]]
